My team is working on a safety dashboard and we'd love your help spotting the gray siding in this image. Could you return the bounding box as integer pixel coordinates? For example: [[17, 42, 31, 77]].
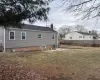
[[5, 29, 57, 48]]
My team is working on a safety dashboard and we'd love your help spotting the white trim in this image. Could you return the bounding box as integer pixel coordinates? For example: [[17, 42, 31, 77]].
[[3, 27, 5, 52], [9, 31, 15, 40], [21, 32, 26, 40]]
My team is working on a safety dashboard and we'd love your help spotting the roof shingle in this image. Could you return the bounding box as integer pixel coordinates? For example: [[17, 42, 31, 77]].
[[20, 24, 56, 32]]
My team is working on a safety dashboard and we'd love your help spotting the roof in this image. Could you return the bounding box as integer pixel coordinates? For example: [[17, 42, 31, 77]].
[[19, 24, 56, 32], [76, 32, 95, 36]]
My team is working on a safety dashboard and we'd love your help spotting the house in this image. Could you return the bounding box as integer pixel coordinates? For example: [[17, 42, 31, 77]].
[[96, 33, 100, 40], [0, 24, 58, 52], [63, 31, 96, 40]]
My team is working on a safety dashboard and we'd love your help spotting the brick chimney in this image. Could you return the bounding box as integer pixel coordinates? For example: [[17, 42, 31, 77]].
[[50, 23, 53, 30]]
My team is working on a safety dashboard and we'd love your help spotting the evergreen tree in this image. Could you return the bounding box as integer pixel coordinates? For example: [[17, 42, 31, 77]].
[[0, 0, 51, 27]]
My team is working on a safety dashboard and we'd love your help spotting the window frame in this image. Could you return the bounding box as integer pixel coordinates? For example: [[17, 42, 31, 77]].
[[9, 31, 15, 40], [21, 32, 26, 40]]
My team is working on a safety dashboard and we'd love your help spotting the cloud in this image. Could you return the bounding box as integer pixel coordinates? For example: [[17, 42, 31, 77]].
[[24, 0, 100, 32]]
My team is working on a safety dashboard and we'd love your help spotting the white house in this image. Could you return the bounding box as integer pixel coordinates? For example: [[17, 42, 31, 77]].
[[63, 31, 96, 40]]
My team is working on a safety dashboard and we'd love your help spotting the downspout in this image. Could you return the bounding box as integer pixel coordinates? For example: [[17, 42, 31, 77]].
[[56, 32, 58, 48], [3, 27, 5, 52]]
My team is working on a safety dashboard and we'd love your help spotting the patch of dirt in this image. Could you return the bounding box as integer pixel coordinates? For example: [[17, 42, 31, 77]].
[[87, 76, 100, 80], [45, 48, 67, 52]]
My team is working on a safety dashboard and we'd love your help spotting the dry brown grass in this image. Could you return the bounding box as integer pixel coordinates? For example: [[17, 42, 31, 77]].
[[1, 46, 100, 80]]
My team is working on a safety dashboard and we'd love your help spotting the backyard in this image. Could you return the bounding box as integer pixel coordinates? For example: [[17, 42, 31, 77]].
[[0, 46, 100, 80]]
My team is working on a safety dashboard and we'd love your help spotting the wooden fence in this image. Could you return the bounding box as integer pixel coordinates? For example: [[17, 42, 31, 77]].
[[60, 40, 100, 47]]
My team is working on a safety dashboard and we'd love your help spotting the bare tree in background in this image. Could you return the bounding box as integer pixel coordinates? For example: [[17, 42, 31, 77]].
[[58, 25, 72, 39], [90, 30, 98, 36], [63, 0, 100, 19], [75, 25, 88, 32]]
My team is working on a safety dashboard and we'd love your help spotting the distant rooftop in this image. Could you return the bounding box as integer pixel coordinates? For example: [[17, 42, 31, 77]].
[[77, 32, 95, 35]]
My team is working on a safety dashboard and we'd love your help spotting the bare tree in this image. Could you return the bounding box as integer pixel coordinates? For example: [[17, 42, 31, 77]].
[[75, 25, 88, 32], [63, 0, 100, 19], [58, 25, 72, 39], [90, 30, 98, 36]]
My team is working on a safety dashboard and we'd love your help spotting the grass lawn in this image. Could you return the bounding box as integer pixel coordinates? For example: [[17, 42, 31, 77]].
[[0, 46, 100, 80]]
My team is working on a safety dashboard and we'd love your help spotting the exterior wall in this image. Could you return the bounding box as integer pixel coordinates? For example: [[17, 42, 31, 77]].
[[5, 28, 57, 49], [97, 37, 100, 40], [64, 32, 94, 40]]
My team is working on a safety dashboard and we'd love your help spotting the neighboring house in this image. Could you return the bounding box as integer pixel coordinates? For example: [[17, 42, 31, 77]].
[[97, 36, 100, 40], [63, 31, 96, 40], [97, 34, 100, 40], [0, 24, 58, 52]]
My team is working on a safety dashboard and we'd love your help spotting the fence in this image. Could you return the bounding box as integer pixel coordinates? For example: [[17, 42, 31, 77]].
[[60, 40, 100, 47]]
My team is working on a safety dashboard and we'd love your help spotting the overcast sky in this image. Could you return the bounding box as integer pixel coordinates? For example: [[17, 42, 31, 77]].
[[25, 0, 100, 31]]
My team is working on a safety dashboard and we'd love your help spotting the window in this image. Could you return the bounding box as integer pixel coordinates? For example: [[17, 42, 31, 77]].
[[83, 36, 85, 38], [42, 45, 46, 49], [70, 37, 72, 39], [79, 36, 82, 38], [38, 34, 41, 38], [93, 36, 96, 39], [9, 31, 15, 40], [21, 32, 26, 40], [52, 34, 55, 39]]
